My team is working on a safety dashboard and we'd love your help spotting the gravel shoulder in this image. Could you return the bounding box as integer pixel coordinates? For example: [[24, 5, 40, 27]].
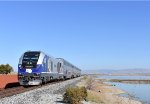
[[0, 77, 82, 104], [0, 76, 142, 104]]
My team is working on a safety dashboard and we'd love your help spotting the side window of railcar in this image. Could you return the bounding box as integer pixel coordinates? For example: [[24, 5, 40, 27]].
[[51, 62, 53, 72], [48, 59, 53, 72], [57, 62, 61, 73], [60, 63, 61, 67], [48, 59, 51, 72]]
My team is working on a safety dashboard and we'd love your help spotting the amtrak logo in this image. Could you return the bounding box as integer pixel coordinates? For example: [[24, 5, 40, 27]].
[[26, 69, 32, 73]]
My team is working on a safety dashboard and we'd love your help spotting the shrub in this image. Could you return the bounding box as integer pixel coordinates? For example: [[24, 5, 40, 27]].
[[80, 87, 87, 100], [63, 86, 87, 104], [83, 75, 88, 80], [0, 64, 13, 74]]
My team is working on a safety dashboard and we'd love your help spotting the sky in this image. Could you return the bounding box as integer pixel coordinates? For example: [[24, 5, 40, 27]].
[[0, 1, 150, 71]]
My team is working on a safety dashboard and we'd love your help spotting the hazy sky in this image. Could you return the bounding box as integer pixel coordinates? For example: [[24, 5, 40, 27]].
[[0, 1, 150, 71]]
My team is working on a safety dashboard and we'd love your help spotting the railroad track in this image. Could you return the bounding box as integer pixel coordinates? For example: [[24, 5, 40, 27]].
[[0, 80, 63, 99], [0, 86, 25, 98]]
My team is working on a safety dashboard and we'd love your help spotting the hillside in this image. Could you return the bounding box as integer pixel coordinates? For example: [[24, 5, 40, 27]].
[[82, 69, 150, 75]]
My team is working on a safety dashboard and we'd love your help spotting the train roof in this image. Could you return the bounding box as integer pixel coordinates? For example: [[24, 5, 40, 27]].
[[20, 51, 81, 71], [57, 58, 81, 71]]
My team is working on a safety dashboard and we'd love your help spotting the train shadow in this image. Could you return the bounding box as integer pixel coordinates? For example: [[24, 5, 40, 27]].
[[5, 82, 20, 89], [55, 101, 67, 104]]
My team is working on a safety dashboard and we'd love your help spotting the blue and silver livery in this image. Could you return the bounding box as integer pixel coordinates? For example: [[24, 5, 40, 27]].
[[18, 51, 81, 86]]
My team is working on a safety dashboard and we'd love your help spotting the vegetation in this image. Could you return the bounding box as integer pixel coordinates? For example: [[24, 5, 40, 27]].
[[87, 90, 104, 104], [83, 75, 88, 80], [63, 86, 87, 104], [86, 76, 95, 90], [0, 64, 13, 74]]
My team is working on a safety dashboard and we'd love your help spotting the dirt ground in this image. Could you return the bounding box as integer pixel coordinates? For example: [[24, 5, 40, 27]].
[[0, 74, 18, 89], [77, 76, 142, 104]]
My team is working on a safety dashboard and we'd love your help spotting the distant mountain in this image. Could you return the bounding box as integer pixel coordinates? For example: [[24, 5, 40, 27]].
[[82, 69, 150, 75]]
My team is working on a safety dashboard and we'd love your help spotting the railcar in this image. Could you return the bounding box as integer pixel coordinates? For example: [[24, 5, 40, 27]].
[[18, 51, 81, 86], [57, 58, 81, 79]]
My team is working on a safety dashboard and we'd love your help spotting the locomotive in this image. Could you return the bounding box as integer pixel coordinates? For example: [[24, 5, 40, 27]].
[[18, 51, 81, 86]]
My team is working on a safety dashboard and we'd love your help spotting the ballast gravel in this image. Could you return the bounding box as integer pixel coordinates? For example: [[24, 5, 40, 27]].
[[0, 77, 82, 104]]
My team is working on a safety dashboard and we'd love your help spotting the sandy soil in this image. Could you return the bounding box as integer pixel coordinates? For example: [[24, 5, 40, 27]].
[[0, 74, 18, 89], [77, 77, 142, 104]]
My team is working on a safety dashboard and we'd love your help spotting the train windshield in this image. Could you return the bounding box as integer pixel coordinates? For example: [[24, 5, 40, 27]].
[[22, 52, 40, 68]]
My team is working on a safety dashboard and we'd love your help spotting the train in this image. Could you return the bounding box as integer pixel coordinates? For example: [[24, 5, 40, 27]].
[[18, 51, 81, 86]]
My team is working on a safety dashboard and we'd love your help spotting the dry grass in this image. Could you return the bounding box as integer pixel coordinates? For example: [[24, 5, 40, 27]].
[[87, 90, 104, 104], [76, 76, 142, 104], [92, 81, 125, 94]]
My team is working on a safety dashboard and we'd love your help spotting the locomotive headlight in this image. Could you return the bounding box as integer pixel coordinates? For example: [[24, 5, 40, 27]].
[[18, 73, 24, 78]]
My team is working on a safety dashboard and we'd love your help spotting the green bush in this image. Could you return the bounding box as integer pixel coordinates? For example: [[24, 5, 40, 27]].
[[0, 64, 13, 74], [80, 87, 87, 100], [63, 86, 87, 104], [83, 75, 88, 80]]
